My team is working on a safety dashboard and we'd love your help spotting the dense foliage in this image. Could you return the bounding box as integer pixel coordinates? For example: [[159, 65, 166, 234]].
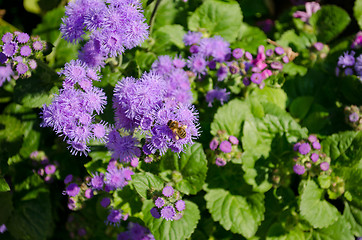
[[0, 0, 361, 239]]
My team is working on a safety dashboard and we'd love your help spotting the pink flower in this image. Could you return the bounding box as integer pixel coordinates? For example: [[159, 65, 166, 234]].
[[293, 2, 320, 23]]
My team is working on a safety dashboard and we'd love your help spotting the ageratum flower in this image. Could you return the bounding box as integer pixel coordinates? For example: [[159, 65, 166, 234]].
[[60, 0, 148, 67]]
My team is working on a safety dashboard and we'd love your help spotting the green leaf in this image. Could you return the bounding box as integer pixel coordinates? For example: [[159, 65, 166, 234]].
[[232, 23, 266, 54], [144, 0, 178, 32], [188, 0, 243, 42], [205, 188, 265, 238], [23, 0, 41, 14], [0, 191, 13, 224], [0, 177, 10, 192], [289, 96, 314, 120], [344, 201, 362, 236], [154, 24, 186, 49], [7, 193, 53, 240], [160, 143, 207, 195], [0, 115, 24, 142], [276, 30, 311, 51], [354, 0, 362, 29], [143, 200, 200, 240], [322, 131, 361, 167], [299, 180, 340, 228], [132, 172, 164, 199], [336, 167, 362, 209], [250, 87, 287, 111], [340, 75, 362, 105], [210, 99, 252, 138], [20, 130, 40, 158], [13, 61, 59, 108], [309, 5, 351, 43], [266, 223, 305, 240], [311, 216, 354, 240], [135, 50, 157, 72], [282, 62, 308, 76]]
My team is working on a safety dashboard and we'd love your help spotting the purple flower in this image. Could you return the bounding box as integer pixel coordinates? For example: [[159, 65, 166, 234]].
[[183, 31, 202, 46], [152, 55, 174, 75], [150, 207, 161, 219], [84, 188, 93, 199], [105, 167, 133, 191], [274, 47, 284, 55], [209, 138, 219, 150], [90, 172, 104, 190], [32, 41, 43, 51], [66, 183, 80, 197], [217, 65, 228, 81], [282, 55, 289, 63], [64, 174, 73, 184], [16, 62, 28, 75], [338, 51, 355, 68], [173, 55, 186, 68], [106, 209, 123, 226], [187, 54, 207, 76], [2, 42, 18, 57], [219, 140, 232, 153], [312, 141, 321, 150], [199, 36, 230, 61], [45, 164, 56, 175], [293, 1, 320, 23], [355, 55, 362, 75], [349, 112, 359, 122], [298, 143, 311, 155], [310, 153, 319, 162], [161, 205, 176, 221], [250, 73, 263, 84], [228, 135, 239, 145], [266, 49, 273, 57], [175, 200, 186, 211], [2, 32, 13, 43], [16, 32, 30, 43], [232, 48, 244, 59], [28, 59, 37, 70], [162, 186, 174, 197], [20, 45, 32, 57], [155, 197, 165, 208], [320, 162, 330, 171], [313, 42, 324, 51], [189, 45, 199, 54], [107, 130, 140, 162], [308, 135, 318, 143], [245, 52, 253, 60], [293, 142, 301, 151], [100, 197, 111, 208], [293, 164, 305, 175], [0, 224, 6, 233], [243, 77, 251, 86], [205, 88, 230, 107], [215, 157, 226, 166], [78, 228, 87, 237]]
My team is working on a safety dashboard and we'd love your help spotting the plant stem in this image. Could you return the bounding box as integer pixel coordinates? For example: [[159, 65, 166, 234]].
[[149, 0, 162, 34]]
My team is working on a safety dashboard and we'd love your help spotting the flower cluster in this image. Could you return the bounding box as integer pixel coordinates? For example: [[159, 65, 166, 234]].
[[40, 60, 108, 156], [150, 186, 186, 221], [60, 0, 148, 68], [89, 159, 134, 192], [351, 31, 362, 49], [30, 151, 58, 183], [207, 130, 241, 166], [336, 50, 362, 80], [0, 31, 46, 86], [117, 222, 155, 240], [182, 32, 294, 106], [63, 174, 95, 211], [112, 71, 200, 157], [344, 105, 362, 131], [292, 135, 331, 176], [292, 1, 320, 23]]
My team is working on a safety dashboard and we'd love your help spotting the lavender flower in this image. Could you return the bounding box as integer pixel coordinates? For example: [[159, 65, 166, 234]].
[[209, 139, 219, 150], [65, 183, 80, 197], [150, 207, 161, 219], [90, 172, 104, 190], [106, 130, 141, 162], [45, 164, 56, 175], [162, 186, 174, 197], [183, 31, 202, 46], [161, 205, 176, 221], [187, 54, 207, 76], [105, 167, 134, 191], [228, 135, 239, 145], [205, 88, 230, 107], [320, 162, 330, 171], [155, 197, 165, 208], [219, 140, 232, 153], [175, 200, 186, 211], [215, 157, 226, 166], [106, 209, 124, 226], [338, 51, 355, 68], [293, 164, 305, 175], [232, 48, 244, 59], [349, 112, 359, 122], [101, 197, 111, 208], [298, 143, 311, 155], [64, 174, 73, 184], [310, 153, 319, 162]]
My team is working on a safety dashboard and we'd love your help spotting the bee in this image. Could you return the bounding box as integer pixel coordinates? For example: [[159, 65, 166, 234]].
[[167, 120, 187, 140]]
